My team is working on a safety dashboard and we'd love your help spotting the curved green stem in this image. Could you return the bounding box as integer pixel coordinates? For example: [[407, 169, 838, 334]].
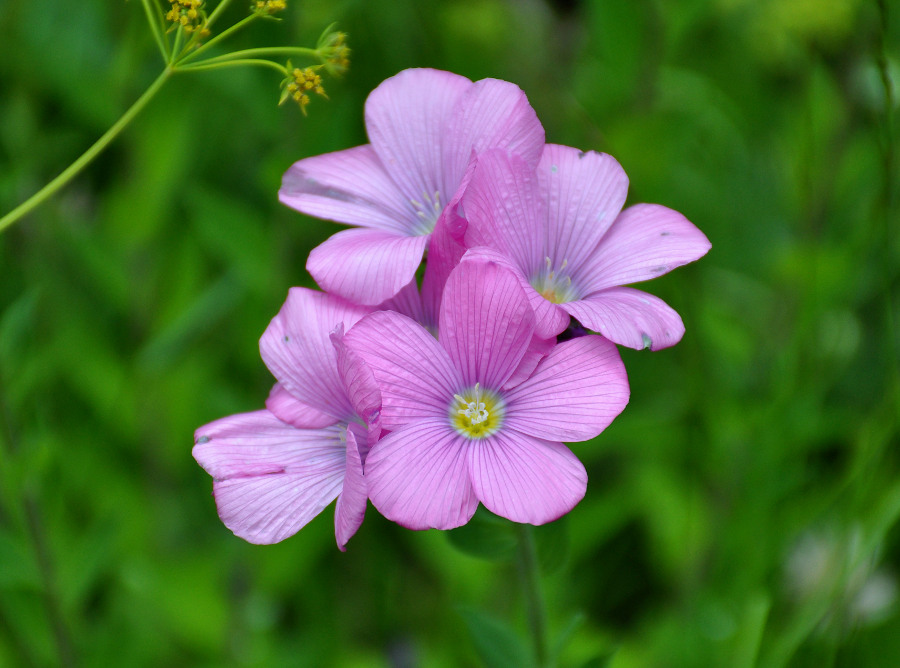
[[516, 524, 552, 668], [177, 58, 286, 74], [0, 68, 172, 234], [192, 45, 320, 65]]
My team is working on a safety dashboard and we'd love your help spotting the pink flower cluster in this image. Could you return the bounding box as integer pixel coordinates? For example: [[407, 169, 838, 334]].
[[193, 69, 710, 549]]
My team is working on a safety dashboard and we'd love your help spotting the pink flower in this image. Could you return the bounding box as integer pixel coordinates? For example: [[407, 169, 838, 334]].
[[279, 68, 545, 306], [193, 289, 379, 549], [461, 145, 712, 349], [344, 256, 630, 529]]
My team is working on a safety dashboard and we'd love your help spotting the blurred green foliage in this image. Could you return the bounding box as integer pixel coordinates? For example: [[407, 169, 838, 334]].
[[1, 0, 898, 666]]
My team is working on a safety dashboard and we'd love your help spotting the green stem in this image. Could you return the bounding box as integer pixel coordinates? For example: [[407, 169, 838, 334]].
[[0, 68, 172, 234], [177, 14, 257, 65], [516, 524, 551, 668], [191, 45, 320, 65], [140, 0, 169, 61], [205, 0, 236, 31], [177, 58, 286, 74]]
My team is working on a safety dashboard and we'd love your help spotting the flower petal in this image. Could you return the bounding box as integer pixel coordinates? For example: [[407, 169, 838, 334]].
[[459, 246, 569, 340], [307, 228, 429, 305], [279, 145, 414, 234], [504, 335, 629, 441], [538, 144, 629, 271], [265, 383, 340, 429], [365, 418, 477, 530], [259, 288, 370, 418], [365, 68, 472, 203], [578, 203, 712, 292], [468, 431, 586, 525], [562, 287, 685, 350], [193, 411, 346, 544], [442, 79, 545, 198], [462, 149, 545, 272], [439, 255, 535, 389], [344, 311, 460, 431], [331, 326, 382, 433], [334, 424, 368, 550]]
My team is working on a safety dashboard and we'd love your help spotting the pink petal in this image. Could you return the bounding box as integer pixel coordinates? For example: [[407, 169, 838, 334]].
[[419, 161, 476, 327], [461, 246, 570, 340], [259, 288, 370, 418], [278, 145, 414, 235], [378, 278, 427, 327], [538, 144, 629, 271], [334, 424, 368, 550], [468, 431, 587, 525], [307, 228, 429, 305], [365, 68, 472, 204], [504, 335, 629, 442], [365, 418, 477, 530], [344, 311, 460, 431], [578, 203, 712, 292], [502, 334, 555, 391], [562, 287, 685, 350], [442, 79, 545, 198], [439, 256, 535, 389], [265, 383, 339, 429], [193, 411, 346, 544], [331, 325, 382, 432], [462, 149, 545, 271]]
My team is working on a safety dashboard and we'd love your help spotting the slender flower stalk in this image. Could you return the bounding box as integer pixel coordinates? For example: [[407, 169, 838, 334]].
[[516, 524, 552, 668], [0, 68, 173, 234], [0, 1, 346, 234]]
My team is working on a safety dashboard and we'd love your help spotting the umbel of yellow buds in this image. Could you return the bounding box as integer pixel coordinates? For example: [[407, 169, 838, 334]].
[[166, 0, 209, 35], [254, 0, 286, 16], [280, 64, 328, 114], [317, 27, 350, 76]]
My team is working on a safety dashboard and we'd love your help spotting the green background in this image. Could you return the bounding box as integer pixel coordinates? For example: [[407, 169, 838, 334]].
[[1, 0, 898, 665]]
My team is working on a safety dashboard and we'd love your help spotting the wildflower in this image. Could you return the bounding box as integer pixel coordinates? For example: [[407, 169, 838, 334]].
[[461, 146, 711, 349], [280, 64, 328, 115], [344, 256, 629, 529], [279, 68, 545, 305], [193, 289, 378, 549]]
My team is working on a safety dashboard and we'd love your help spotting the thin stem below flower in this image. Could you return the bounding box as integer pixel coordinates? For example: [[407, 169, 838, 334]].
[[515, 523, 552, 668], [0, 68, 172, 234]]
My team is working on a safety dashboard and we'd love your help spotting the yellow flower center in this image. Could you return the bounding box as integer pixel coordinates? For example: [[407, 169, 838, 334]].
[[450, 383, 504, 439], [530, 257, 577, 304]]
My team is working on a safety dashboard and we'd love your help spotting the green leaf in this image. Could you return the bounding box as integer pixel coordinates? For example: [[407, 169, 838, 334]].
[[446, 507, 517, 562], [458, 606, 535, 668]]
